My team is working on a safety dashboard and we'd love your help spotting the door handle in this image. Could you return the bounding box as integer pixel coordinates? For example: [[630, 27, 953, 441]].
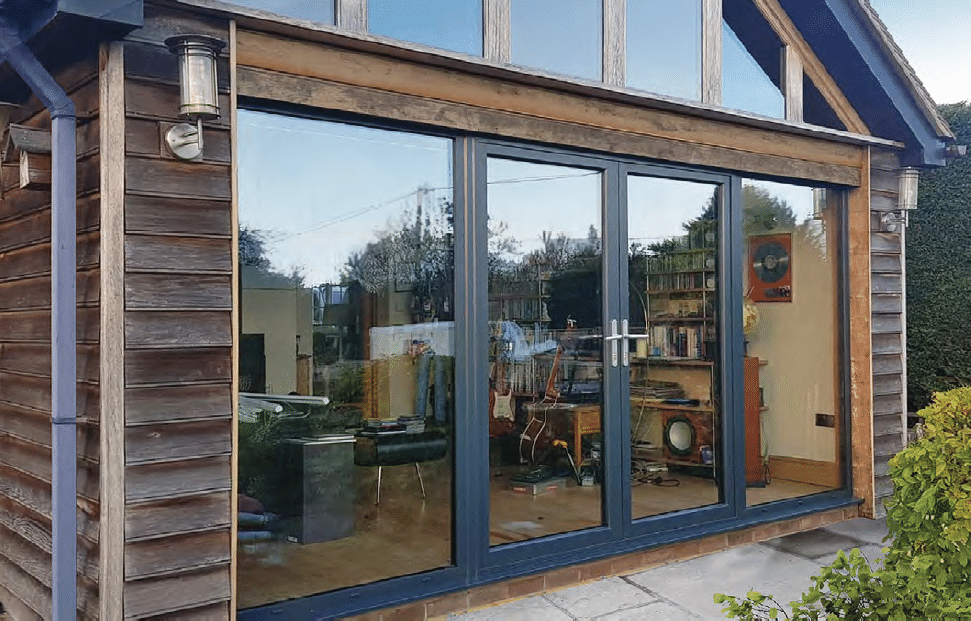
[[605, 319, 622, 367], [606, 319, 652, 367]]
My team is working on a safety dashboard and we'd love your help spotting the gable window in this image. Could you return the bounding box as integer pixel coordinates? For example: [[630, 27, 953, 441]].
[[626, 0, 702, 100], [369, 0, 484, 56], [510, 0, 603, 81], [722, 20, 784, 118]]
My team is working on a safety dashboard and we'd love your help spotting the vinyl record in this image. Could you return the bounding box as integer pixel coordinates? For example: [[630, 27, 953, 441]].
[[752, 241, 790, 284]]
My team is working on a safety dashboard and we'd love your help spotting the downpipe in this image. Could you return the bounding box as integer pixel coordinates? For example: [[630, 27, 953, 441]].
[[0, 16, 78, 621]]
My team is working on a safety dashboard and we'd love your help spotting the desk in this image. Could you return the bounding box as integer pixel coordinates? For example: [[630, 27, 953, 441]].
[[524, 403, 601, 466]]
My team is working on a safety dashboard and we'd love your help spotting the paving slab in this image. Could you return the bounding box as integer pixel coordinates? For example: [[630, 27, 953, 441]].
[[596, 600, 701, 620], [814, 543, 888, 568], [820, 517, 890, 545], [545, 577, 658, 619], [626, 543, 823, 620], [761, 528, 864, 560], [450, 595, 572, 621]]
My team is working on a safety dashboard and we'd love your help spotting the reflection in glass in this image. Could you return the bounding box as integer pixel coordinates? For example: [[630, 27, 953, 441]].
[[722, 22, 783, 118], [511, 0, 602, 81], [627, 176, 721, 521], [236, 112, 455, 607], [487, 158, 604, 545], [741, 180, 842, 506], [626, 0, 701, 100], [227, 0, 334, 24], [369, 0, 483, 56]]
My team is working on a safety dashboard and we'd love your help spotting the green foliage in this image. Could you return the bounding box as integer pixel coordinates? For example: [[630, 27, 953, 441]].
[[715, 387, 971, 619], [907, 103, 971, 410]]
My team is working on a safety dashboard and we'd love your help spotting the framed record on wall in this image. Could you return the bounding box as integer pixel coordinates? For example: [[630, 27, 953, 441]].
[[748, 233, 792, 303]]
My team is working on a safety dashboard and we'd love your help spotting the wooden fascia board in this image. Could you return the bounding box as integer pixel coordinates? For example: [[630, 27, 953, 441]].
[[750, 0, 870, 135]]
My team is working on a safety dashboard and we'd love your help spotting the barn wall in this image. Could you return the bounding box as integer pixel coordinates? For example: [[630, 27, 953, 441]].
[[0, 53, 102, 619]]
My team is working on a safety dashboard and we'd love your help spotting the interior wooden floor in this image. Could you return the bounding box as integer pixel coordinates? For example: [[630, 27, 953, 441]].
[[237, 461, 833, 610]]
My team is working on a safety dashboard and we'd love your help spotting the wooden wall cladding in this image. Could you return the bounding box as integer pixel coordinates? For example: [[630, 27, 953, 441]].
[[0, 49, 102, 620], [119, 4, 234, 618]]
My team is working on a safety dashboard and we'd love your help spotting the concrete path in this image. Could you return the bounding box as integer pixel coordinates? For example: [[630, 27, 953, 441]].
[[449, 517, 889, 620]]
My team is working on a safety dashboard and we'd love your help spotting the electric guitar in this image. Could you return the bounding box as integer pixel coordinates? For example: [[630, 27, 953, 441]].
[[519, 345, 562, 464], [488, 358, 516, 437]]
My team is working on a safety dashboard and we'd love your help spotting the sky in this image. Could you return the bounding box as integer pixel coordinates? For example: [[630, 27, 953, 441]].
[[868, 0, 971, 105]]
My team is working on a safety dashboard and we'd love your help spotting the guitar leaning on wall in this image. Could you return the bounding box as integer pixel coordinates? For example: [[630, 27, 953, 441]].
[[519, 344, 563, 464], [488, 357, 516, 437]]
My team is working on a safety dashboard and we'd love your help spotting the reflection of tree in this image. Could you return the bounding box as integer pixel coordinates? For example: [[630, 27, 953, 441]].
[[742, 184, 826, 256], [239, 227, 304, 286]]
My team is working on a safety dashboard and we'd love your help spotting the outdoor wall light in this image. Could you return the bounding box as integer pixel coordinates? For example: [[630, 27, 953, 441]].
[[880, 167, 920, 232], [164, 34, 226, 161]]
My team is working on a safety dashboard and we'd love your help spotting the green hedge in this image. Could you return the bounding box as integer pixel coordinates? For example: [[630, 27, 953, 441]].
[[907, 103, 971, 411]]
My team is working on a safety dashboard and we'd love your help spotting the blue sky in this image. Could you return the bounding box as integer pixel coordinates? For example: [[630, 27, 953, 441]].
[[869, 0, 971, 105]]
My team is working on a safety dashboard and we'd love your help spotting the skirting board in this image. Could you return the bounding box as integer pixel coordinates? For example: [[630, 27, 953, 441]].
[[768, 455, 841, 488]]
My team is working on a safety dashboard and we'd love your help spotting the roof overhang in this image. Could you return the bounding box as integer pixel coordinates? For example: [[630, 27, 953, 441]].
[[780, 0, 953, 168]]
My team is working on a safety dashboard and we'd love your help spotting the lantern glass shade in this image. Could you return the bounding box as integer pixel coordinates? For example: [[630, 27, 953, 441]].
[[165, 34, 226, 120], [898, 168, 920, 211]]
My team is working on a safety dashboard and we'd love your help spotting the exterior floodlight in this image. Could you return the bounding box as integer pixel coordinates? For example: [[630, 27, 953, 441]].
[[164, 34, 226, 161]]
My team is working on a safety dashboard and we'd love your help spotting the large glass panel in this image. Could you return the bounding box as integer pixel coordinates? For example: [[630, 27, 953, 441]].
[[487, 157, 604, 545], [369, 0, 483, 56], [740, 180, 843, 505], [511, 0, 602, 81], [236, 112, 455, 606], [626, 0, 702, 100], [227, 0, 334, 24], [721, 17, 784, 118], [627, 176, 722, 521]]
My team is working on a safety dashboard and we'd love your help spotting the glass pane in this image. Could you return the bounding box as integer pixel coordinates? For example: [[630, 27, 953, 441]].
[[227, 0, 334, 24], [511, 0, 602, 81], [369, 0, 483, 56], [236, 112, 455, 606], [627, 176, 721, 521], [722, 21, 783, 118], [487, 157, 604, 545], [626, 0, 702, 100], [740, 180, 843, 505]]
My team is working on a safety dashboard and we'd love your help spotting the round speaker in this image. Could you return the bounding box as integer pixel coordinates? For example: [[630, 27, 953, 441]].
[[663, 415, 696, 457]]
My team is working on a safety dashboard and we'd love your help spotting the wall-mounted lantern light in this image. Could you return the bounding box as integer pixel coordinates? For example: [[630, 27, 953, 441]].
[[881, 167, 920, 232], [164, 34, 226, 161]]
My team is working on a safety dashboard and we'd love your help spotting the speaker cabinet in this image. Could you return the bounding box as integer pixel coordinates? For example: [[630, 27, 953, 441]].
[[662, 409, 714, 465]]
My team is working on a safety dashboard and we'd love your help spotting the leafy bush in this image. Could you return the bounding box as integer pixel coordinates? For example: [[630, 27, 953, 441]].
[[715, 387, 971, 619]]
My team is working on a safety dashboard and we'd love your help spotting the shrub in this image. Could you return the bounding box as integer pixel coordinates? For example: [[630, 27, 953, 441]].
[[715, 387, 971, 619]]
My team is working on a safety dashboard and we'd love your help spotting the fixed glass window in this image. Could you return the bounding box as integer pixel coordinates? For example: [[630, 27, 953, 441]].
[[722, 0, 784, 118], [236, 112, 456, 606], [511, 0, 602, 81], [227, 0, 334, 24], [626, 0, 702, 100], [739, 180, 843, 504], [369, 0, 483, 56]]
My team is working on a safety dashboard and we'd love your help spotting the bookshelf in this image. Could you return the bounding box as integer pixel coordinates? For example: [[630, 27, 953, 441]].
[[646, 244, 716, 362]]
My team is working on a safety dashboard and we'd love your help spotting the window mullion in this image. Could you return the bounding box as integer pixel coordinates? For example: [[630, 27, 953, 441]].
[[337, 0, 367, 31], [603, 0, 625, 86], [484, 0, 511, 62], [701, 0, 722, 105], [783, 45, 804, 122]]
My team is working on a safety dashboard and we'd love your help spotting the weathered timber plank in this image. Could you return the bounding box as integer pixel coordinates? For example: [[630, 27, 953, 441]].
[[872, 374, 903, 396], [0, 494, 51, 557], [0, 270, 99, 311], [237, 67, 862, 186], [126, 419, 232, 465], [875, 475, 894, 500], [871, 314, 902, 334], [149, 601, 231, 621], [0, 343, 99, 382], [870, 254, 902, 274], [874, 433, 903, 458], [124, 40, 231, 93], [0, 405, 99, 459], [131, 4, 230, 44], [126, 195, 231, 236], [126, 156, 231, 199], [0, 580, 43, 621], [0, 522, 99, 590], [870, 149, 900, 169], [126, 79, 231, 128], [126, 234, 232, 273], [0, 196, 99, 252], [125, 347, 231, 386], [869, 167, 898, 193], [0, 553, 49, 619], [126, 117, 232, 164], [869, 192, 895, 212], [874, 454, 892, 478], [871, 333, 902, 356], [125, 273, 232, 310], [871, 273, 901, 295], [0, 234, 100, 282], [874, 413, 903, 438], [125, 455, 231, 503], [871, 232, 901, 253], [0, 371, 100, 419], [873, 353, 903, 376], [125, 311, 232, 349], [0, 307, 101, 343], [125, 529, 231, 580], [125, 384, 232, 425], [123, 565, 231, 619], [235, 32, 865, 169], [125, 491, 231, 540], [0, 435, 99, 501], [873, 394, 903, 416], [871, 294, 902, 314]]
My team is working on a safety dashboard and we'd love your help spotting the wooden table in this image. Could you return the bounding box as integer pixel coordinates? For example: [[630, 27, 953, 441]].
[[524, 402, 601, 466]]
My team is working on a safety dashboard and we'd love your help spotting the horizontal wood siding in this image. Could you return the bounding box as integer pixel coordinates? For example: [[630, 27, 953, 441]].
[[870, 149, 904, 517], [121, 5, 234, 618], [0, 50, 102, 620]]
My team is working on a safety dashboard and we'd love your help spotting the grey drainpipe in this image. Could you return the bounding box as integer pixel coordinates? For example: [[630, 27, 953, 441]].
[[0, 16, 78, 621]]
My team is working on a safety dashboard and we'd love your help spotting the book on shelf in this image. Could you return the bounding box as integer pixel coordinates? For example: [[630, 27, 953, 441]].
[[650, 324, 705, 359]]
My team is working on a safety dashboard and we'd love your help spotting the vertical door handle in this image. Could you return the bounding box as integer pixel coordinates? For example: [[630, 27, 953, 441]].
[[604, 319, 622, 367]]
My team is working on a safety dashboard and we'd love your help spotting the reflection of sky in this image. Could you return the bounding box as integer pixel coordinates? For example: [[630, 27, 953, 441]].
[[744, 179, 815, 221], [511, 0, 602, 81], [224, 0, 334, 22], [722, 22, 784, 118], [487, 158, 602, 257], [626, 0, 701, 100], [237, 111, 452, 285], [369, 0, 482, 55], [628, 176, 717, 246]]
